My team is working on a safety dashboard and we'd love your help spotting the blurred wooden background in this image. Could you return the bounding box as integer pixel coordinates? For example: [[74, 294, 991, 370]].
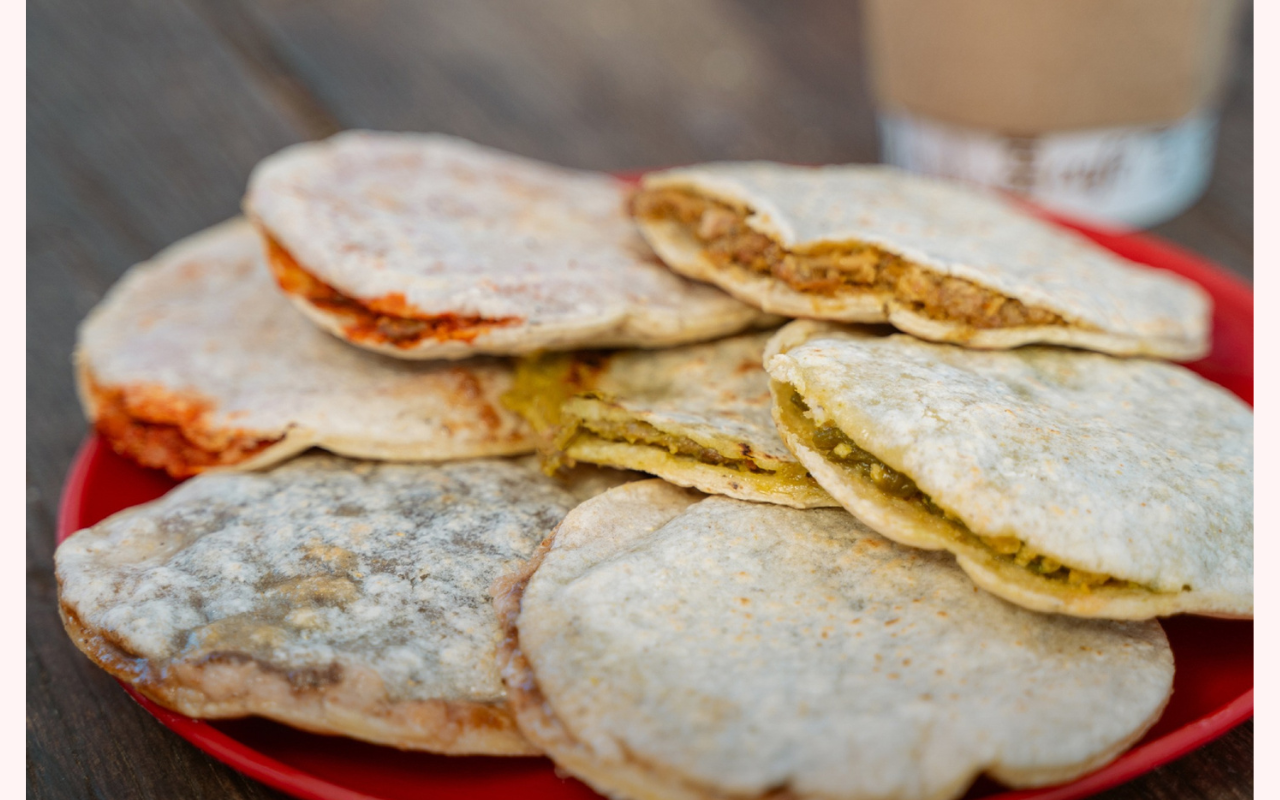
[[27, 2, 1253, 798]]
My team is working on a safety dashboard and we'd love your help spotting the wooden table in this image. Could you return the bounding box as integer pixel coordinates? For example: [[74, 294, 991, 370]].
[[27, 2, 1253, 798]]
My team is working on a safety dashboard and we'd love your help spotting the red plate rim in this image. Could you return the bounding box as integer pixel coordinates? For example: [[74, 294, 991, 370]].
[[54, 207, 1253, 800]]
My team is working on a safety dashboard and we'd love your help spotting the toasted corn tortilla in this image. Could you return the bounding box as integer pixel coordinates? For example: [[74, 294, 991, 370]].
[[74, 219, 535, 478], [244, 131, 773, 359], [503, 331, 835, 508], [495, 481, 1174, 800], [636, 164, 1210, 359], [55, 454, 633, 754], [765, 320, 1253, 619]]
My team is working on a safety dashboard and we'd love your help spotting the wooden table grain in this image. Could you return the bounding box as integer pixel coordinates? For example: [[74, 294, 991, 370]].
[[27, 2, 1253, 798]]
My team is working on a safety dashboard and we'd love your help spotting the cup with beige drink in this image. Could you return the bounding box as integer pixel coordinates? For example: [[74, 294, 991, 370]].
[[863, 0, 1245, 227]]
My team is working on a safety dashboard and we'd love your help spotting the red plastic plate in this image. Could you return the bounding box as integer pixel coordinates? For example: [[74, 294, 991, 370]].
[[56, 213, 1252, 800]]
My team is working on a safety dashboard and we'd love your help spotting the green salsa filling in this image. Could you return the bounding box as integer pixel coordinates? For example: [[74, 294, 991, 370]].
[[785, 389, 1138, 592], [573, 417, 816, 489], [500, 354, 820, 493]]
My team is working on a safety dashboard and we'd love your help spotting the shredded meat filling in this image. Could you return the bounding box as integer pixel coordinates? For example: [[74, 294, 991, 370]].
[[633, 188, 1070, 330], [88, 380, 281, 479], [262, 235, 521, 347]]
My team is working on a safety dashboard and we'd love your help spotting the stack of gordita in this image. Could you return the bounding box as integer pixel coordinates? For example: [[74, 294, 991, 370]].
[[58, 132, 1250, 800]]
